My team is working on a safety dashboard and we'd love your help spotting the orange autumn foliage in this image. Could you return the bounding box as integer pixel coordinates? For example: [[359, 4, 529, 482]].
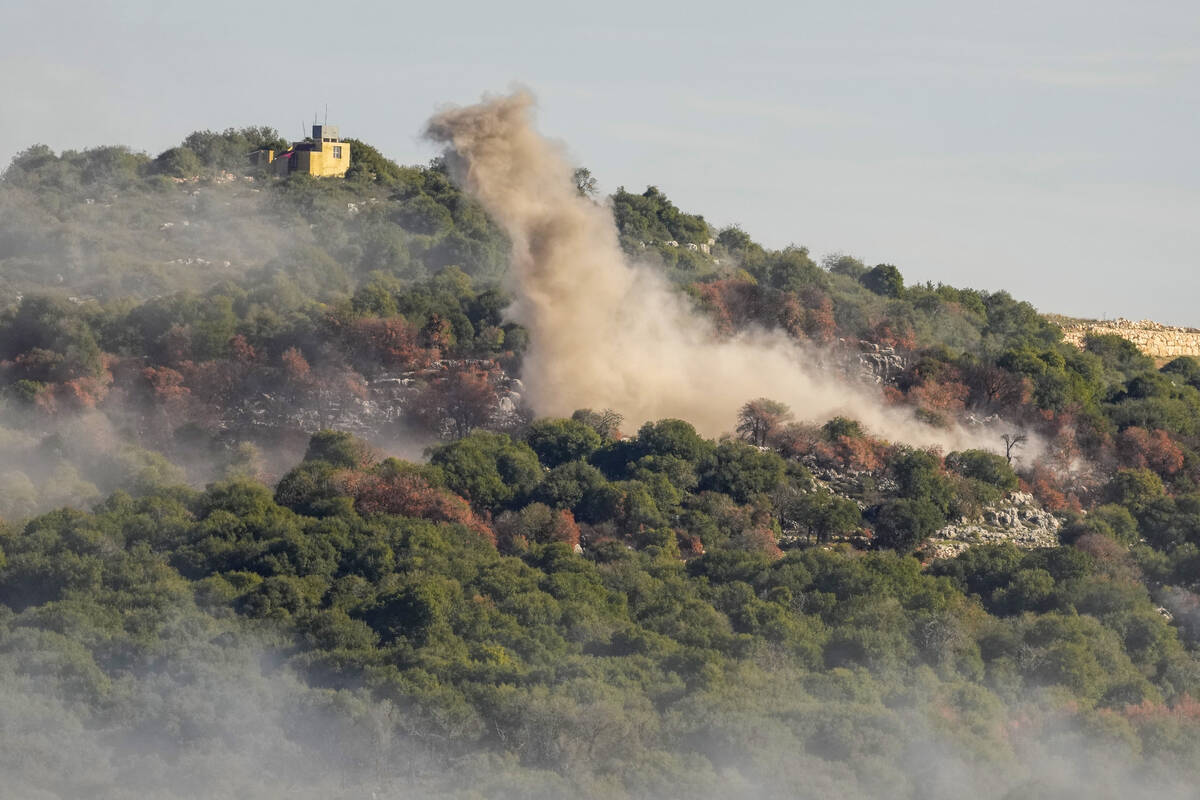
[[343, 469, 496, 546], [696, 279, 838, 343], [347, 316, 429, 370], [229, 334, 258, 364], [1124, 695, 1200, 727], [799, 286, 836, 342], [1023, 464, 1081, 513], [869, 318, 916, 352], [1116, 427, 1184, 479], [141, 366, 190, 404], [57, 372, 113, 410], [280, 347, 310, 381], [733, 524, 783, 559], [908, 379, 969, 416]]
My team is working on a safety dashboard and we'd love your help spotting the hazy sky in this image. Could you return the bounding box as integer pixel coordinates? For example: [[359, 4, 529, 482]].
[[3, 0, 1197, 324]]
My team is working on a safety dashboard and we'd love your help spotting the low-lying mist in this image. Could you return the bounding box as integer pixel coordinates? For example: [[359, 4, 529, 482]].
[[0, 616, 425, 800], [425, 91, 995, 452], [2, 616, 1192, 800]]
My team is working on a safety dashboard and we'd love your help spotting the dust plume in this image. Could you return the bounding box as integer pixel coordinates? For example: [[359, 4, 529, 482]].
[[425, 92, 991, 451]]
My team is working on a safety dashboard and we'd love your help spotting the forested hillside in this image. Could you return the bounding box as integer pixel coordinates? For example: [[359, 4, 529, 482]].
[[4, 127, 1200, 798]]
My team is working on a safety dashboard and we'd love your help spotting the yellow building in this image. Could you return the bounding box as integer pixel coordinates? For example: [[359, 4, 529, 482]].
[[259, 124, 350, 178]]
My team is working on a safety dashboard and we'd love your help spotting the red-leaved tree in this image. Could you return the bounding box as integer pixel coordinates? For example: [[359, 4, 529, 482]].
[[412, 363, 500, 439], [1117, 427, 1184, 479], [345, 468, 496, 546]]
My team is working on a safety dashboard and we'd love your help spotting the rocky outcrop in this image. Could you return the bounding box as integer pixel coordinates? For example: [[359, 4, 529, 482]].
[[824, 339, 907, 384], [223, 360, 524, 436], [923, 491, 1060, 560], [1058, 318, 1200, 360], [805, 463, 897, 501], [856, 341, 906, 383]]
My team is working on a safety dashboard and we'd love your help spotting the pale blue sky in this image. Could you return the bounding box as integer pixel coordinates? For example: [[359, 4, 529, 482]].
[[3, 0, 1198, 323]]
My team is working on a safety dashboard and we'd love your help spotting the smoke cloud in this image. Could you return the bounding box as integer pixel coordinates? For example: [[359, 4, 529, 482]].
[[425, 91, 991, 451]]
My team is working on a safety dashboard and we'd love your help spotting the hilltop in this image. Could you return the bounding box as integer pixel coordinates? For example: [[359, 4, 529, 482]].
[[5, 120, 1200, 798], [0, 130, 510, 304]]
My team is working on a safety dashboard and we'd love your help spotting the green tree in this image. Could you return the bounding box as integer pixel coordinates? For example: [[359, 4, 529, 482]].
[[823, 252, 868, 280], [698, 440, 786, 503], [860, 264, 904, 297], [343, 137, 407, 184], [533, 461, 608, 510], [1107, 468, 1166, 515], [891, 448, 954, 518], [1162, 356, 1200, 388], [765, 247, 826, 293], [429, 431, 542, 511], [151, 146, 202, 178], [303, 430, 375, 470], [525, 418, 602, 468], [822, 417, 864, 440], [945, 450, 1018, 492], [873, 498, 943, 554], [1085, 333, 1155, 381], [573, 167, 598, 197], [635, 419, 713, 464], [794, 491, 862, 544]]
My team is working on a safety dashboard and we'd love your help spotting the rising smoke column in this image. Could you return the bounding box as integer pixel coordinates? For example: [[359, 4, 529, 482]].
[[426, 91, 988, 449]]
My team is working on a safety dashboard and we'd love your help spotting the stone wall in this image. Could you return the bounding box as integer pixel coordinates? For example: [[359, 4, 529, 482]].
[[1057, 318, 1200, 361]]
